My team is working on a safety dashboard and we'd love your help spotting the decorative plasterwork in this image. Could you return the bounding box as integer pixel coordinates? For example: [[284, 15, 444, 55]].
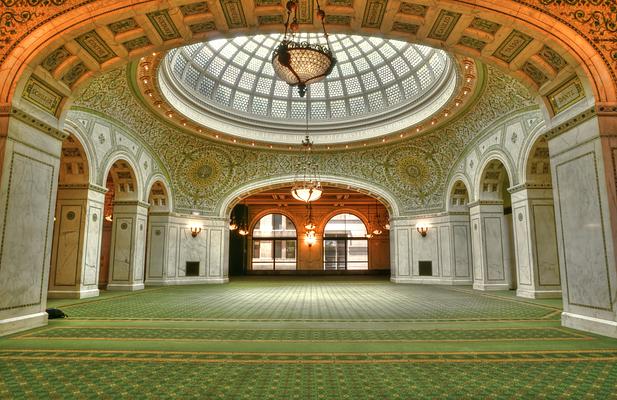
[[2, 0, 608, 119], [73, 64, 535, 214]]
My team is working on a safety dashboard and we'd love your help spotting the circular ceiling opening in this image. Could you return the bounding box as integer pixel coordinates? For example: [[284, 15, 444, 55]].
[[158, 33, 459, 145]]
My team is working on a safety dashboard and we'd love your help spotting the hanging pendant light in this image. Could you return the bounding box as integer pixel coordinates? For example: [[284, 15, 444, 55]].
[[372, 200, 382, 236], [272, 0, 336, 97], [304, 203, 316, 230], [236, 199, 249, 236], [291, 87, 323, 202]]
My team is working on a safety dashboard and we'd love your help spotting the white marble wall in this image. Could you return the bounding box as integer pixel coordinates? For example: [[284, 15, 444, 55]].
[[468, 202, 513, 290], [390, 214, 472, 284], [48, 185, 105, 298], [145, 214, 229, 285], [0, 113, 64, 335], [510, 187, 561, 298], [548, 114, 617, 338], [107, 201, 149, 291]]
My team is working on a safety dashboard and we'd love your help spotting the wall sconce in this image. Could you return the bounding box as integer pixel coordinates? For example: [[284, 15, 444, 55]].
[[416, 223, 429, 237], [305, 230, 316, 247], [190, 224, 202, 238]]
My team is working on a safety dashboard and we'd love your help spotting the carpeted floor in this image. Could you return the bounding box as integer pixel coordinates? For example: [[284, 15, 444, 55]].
[[1, 277, 617, 399]]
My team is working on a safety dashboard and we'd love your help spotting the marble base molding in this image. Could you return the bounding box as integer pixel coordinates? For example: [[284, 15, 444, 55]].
[[391, 277, 472, 285], [473, 282, 511, 291], [47, 288, 100, 299], [516, 288, 562, 299], [0, 312, 48, 337], [562, 312, 617, 339], [107, 283, 145, 291], [146, 277, 229, 285]]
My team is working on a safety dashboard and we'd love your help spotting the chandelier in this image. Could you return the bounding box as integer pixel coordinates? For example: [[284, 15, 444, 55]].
[[291, 135, 323, 202], [272, 0, 336, 97]]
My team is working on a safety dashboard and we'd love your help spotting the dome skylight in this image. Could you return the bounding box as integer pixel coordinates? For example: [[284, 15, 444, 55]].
[[158, 34, 459, 145]]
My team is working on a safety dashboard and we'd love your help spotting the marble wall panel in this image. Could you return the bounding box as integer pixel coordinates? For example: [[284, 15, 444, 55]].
[[111, 217, 133, 281], [439, 226, 451, 277], [179, 228, 207, 276], [484, 217, 505, 281], [134, 216, 147, 281], [148, 225, 166, 278], [413, 229, 439, 276], [453, 225, 471, 277], [513, 206, 532, 286], [395, 228, 411, 277], [83, 204, 102, 286], [533, 204, 560, 286], [471, 218, 482, 281], [556, 153, 612, 310], [0, 153, 54, 310], [209, 229, 222, 277], [167, 226, 178, 277], [54, 205, 82, 286]]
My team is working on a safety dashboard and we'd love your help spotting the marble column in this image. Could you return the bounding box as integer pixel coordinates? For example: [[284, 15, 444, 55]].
[[107, 201, 149, 291], [390, 214, 472, 285], [468, 201, 512, 290], [509, 185, 561, 298], [145, 214, 229, 285], [0, 108, 66, 336], [547, 106, 617, 338], [48, 184, 106, 298]]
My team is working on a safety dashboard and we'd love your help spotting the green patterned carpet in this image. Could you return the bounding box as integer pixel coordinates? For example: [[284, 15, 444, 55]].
[[2, 278, 617, 399]]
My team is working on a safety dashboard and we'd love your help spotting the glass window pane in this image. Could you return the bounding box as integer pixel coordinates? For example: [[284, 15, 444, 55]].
[[324, 213, 367, 237], [347, 239, 368, 270], [252, 239, 274, 270]]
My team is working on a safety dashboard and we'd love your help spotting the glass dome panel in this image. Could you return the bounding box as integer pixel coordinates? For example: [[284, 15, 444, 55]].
[[158, 33, 458, 144]]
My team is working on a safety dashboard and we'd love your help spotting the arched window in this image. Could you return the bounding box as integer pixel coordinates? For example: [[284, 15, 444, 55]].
[[323, 213, 368, 270], [251, 214, 297, 270]]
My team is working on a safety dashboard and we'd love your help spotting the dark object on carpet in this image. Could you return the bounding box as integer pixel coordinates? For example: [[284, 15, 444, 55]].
[[45, 308, 68, 319]]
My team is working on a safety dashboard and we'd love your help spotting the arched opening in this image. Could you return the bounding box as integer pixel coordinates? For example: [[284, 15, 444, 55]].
[[449, 180, 470, 212], [323, 213, 369, 271], [100, 159, 146, 291], [471, 158, 516, 290], [251, 213, 298, 271], [148, 181, 170, 212], [226, 184, 391, 276], [48, 134, 100, 299]]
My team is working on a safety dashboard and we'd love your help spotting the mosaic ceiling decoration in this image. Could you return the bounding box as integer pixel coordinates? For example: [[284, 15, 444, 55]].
[[74, 63, 536, 214]]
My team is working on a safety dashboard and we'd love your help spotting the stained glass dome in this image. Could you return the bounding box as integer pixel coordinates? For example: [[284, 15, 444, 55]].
[[158, 33, 458, 144]]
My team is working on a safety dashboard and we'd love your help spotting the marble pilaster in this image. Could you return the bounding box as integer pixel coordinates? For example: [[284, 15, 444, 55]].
[[547, 106, 617, 338], [0, 108, 65, 336], [107, 201, 149, 291], [509, 186, 561, 298], [48, 184, 106, 299], [468, 201, 513, 290]]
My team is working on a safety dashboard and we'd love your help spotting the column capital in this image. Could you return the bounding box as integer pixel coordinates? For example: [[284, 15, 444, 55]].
[[0, 106, 67, 141], [507, 183, 552, 194], [113, 200, 150, 208]]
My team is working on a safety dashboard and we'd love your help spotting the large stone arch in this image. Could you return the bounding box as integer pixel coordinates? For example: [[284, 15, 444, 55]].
[[217, 174, 401, 219], [1, 0, 612, 124]]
